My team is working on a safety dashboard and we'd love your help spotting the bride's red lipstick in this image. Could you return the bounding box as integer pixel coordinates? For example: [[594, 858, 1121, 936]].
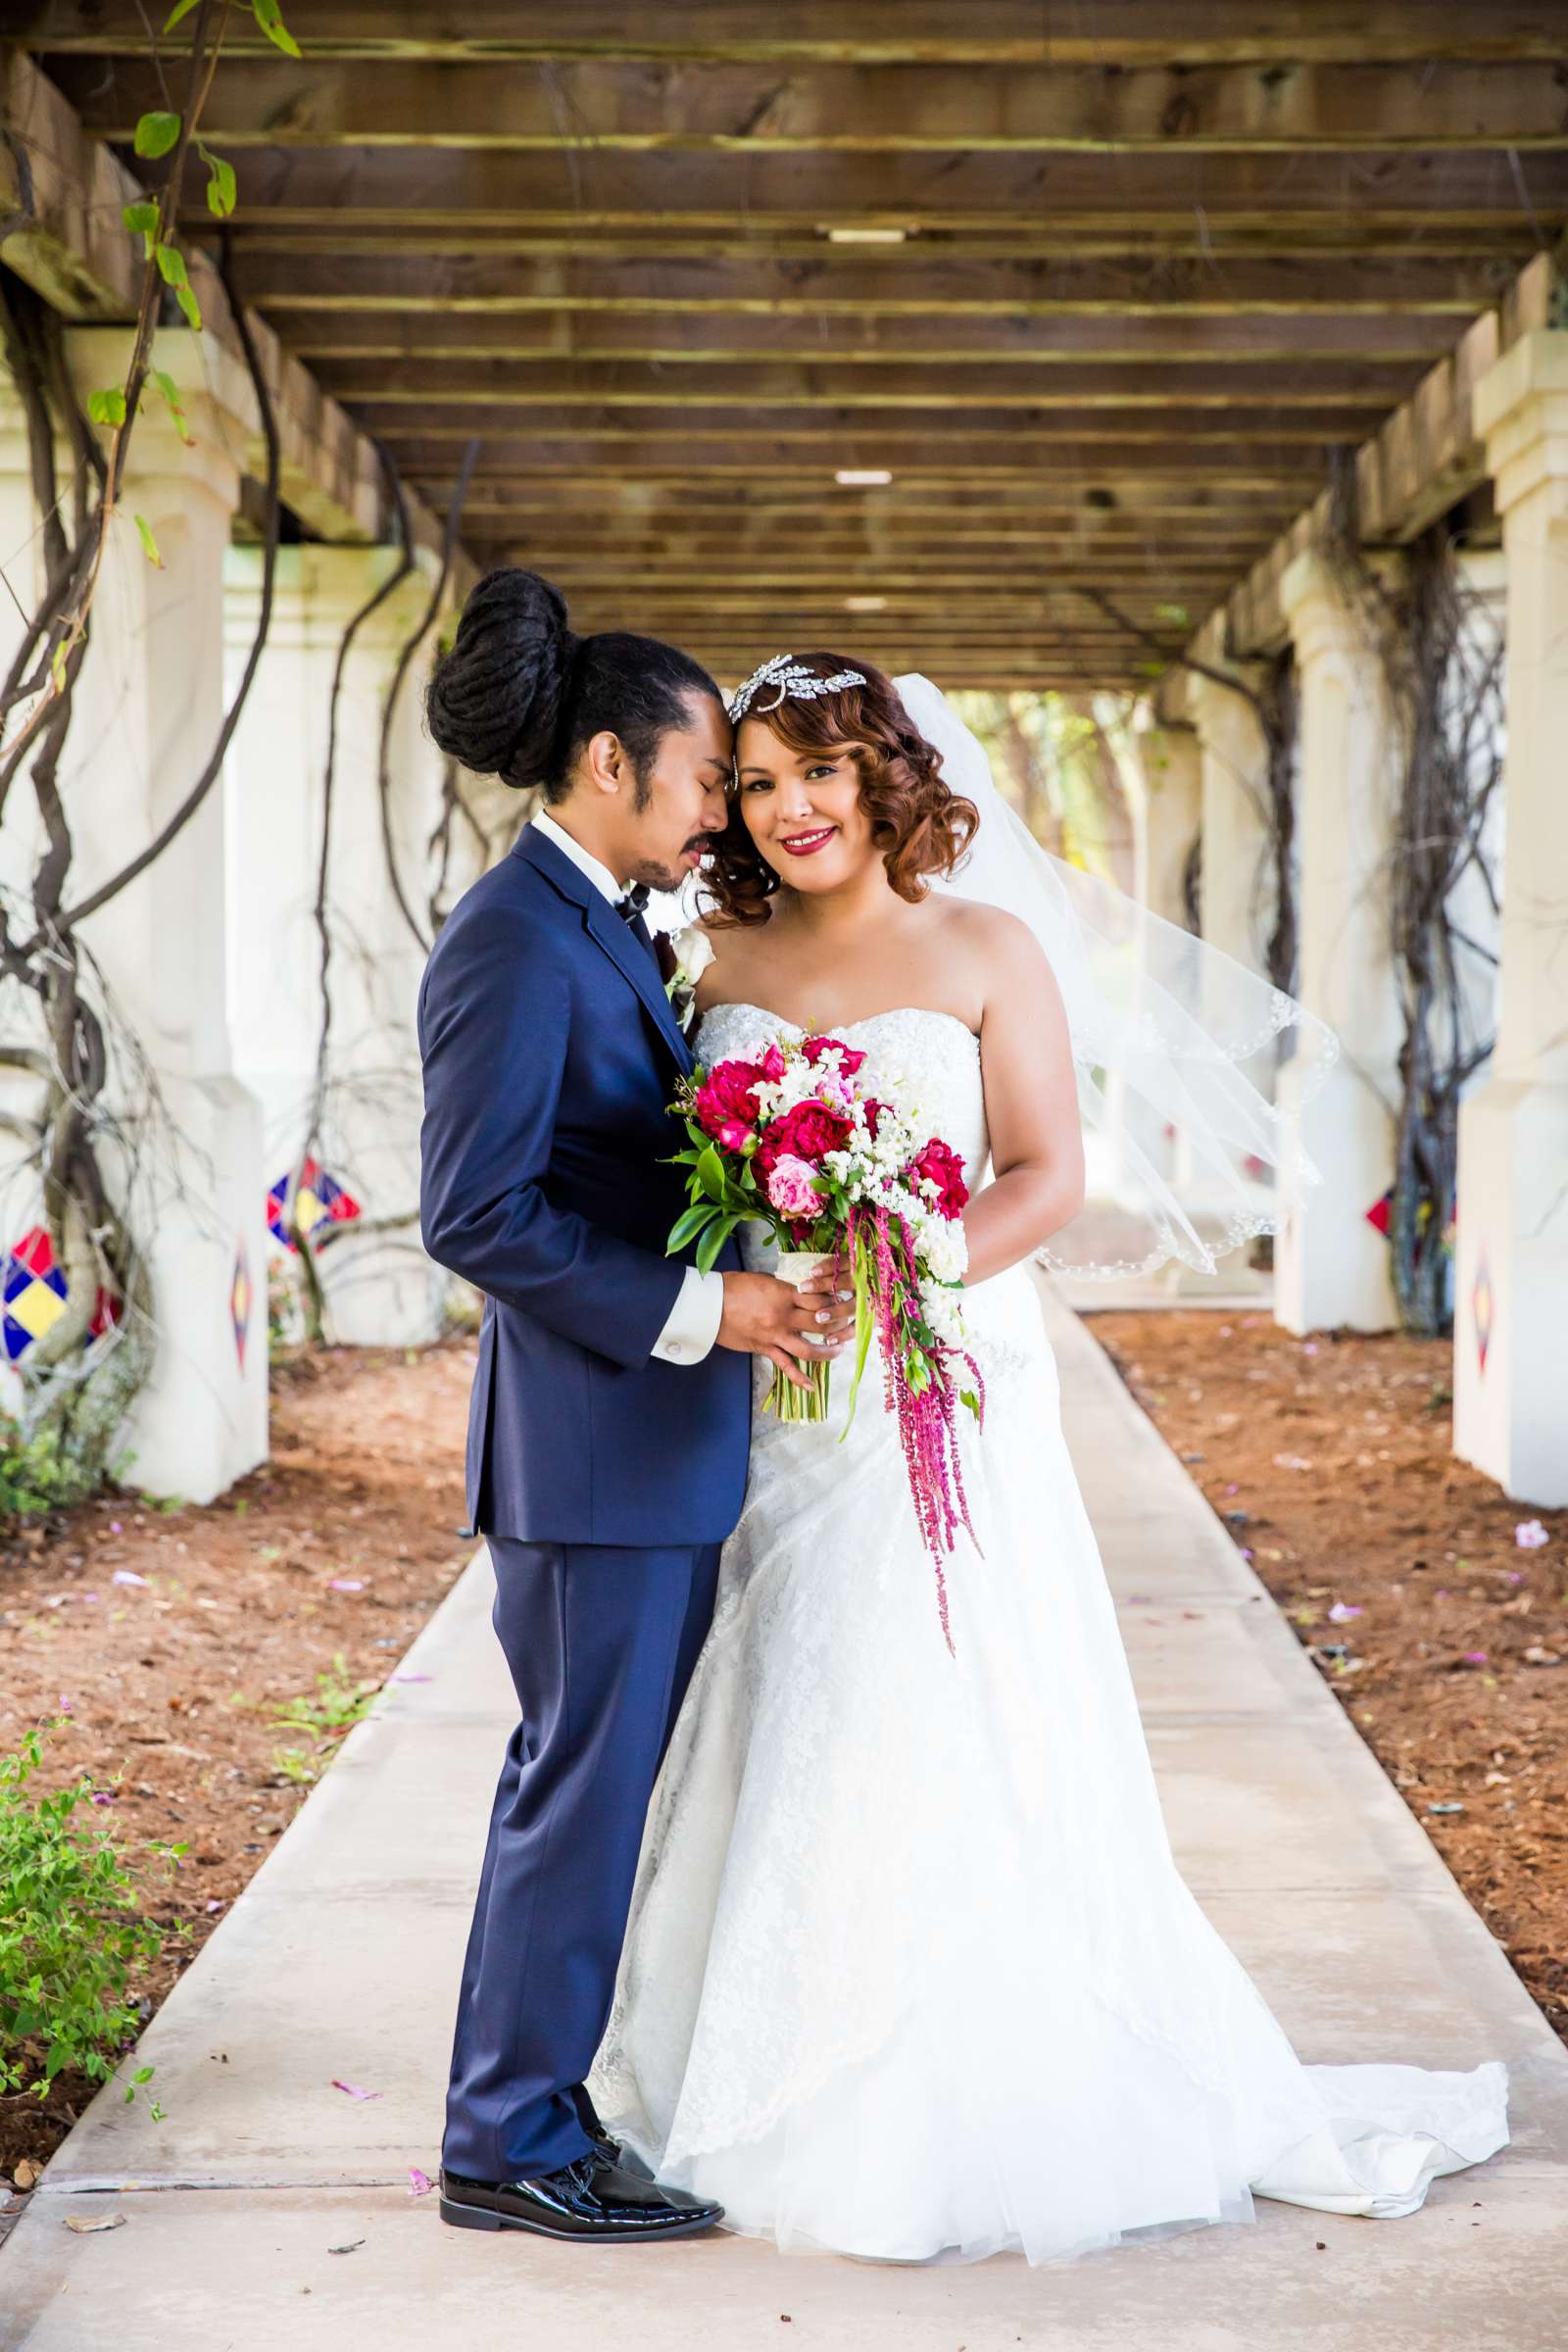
[[779, 826, 837, 858]]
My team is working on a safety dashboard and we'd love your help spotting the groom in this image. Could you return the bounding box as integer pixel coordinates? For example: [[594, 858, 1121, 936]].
[[417, 633, 853, 2242]]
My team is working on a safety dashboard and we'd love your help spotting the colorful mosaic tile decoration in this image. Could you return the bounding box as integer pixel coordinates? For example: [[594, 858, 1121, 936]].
[[231, 1239, 253, 1369], [2, 1226, 119, 1364], [267, 1155, 362, 1253], [1472, 1248, 1494, 1378]]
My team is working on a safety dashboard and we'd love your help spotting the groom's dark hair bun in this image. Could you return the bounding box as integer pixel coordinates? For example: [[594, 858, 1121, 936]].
[[425, 564, 722, 804]]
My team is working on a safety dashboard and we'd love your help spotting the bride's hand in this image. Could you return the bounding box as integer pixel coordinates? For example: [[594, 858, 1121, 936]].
[[716, 1268, 855, 1390]]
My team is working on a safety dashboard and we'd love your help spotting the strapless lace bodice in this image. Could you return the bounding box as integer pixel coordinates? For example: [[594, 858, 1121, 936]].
[[694, 1002, 989, 1187]]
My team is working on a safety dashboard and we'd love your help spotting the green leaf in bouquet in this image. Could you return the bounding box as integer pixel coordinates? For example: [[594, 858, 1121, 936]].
[[666, 1202, 715, 1254], [837, 1225, 875, 1442], [695, 1144, 726, 1202], [694, 1211, 740, 1275], [959, 1389, 981, 1419]]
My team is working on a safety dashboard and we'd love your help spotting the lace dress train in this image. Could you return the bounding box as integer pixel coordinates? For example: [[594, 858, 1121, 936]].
[[589, 1004, 1510, 2266]]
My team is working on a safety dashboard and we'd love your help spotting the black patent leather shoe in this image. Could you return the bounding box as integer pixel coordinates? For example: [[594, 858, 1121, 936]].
[[439, 2155, 723, 2242]]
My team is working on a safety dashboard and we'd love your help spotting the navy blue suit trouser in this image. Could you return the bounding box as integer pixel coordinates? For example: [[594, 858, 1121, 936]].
[[442, 1536, 722, 2182]]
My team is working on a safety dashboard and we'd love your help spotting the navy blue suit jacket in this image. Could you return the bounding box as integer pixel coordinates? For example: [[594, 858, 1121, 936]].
[[417, 823, 751, 1546]]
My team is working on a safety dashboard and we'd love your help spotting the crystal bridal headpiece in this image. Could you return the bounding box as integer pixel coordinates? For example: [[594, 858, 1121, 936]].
[[726, 653, 867, 722]]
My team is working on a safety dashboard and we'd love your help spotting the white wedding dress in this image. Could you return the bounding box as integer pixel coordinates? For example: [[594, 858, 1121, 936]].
[[589, 1001, 1510, 2267]]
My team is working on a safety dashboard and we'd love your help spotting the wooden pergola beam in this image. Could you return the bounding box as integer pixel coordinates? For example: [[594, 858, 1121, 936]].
[[202, 145, 1568, 226], [233, 250, 1517, 318], [421, 479, 1301, 514], [255, 313, 1463, 366], [364, 440, 1317, 486], [18, 3, 1568, 68], [264, 411, 1378, 448], [50, 55, 1568, 155], [324, 363, 1422, 410], [209, 216, 1552, 260]]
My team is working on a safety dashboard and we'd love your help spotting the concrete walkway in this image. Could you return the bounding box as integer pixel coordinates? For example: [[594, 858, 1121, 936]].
[[4, 1288, 1566, 2350]]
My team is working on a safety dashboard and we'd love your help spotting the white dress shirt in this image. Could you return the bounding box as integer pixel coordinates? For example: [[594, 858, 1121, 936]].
[[531, 809, 725, 1367]]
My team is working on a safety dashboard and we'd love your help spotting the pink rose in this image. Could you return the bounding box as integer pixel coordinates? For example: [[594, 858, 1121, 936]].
[[759, 1043, 788, 1082], [694, 1057, 762, 1143], [716, 1119, 752, 1152], [803, 1035, 866, 1077], [765, 1153, 823, 1222], [909, 1138, 969, 1220], [756, 1100, 851, 1176]]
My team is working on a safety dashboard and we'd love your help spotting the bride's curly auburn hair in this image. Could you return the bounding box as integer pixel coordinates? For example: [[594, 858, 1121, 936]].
[[704, 656, 979, 924]]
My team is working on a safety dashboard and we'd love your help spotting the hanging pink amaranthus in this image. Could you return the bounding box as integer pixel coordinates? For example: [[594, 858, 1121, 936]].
[[850, 1201, 986, 1657]]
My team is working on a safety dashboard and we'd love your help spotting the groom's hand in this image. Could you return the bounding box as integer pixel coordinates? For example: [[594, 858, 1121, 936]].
[[716, 1266, 856, 1392]]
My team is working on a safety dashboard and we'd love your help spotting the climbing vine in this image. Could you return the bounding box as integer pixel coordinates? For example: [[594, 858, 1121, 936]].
[[0, 2, 296, 1501], [1325, 516, 1504, 1337]]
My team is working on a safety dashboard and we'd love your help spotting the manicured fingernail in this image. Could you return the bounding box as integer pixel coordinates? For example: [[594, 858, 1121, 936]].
[[837, 1289, 853, 1300], [815, 1309, 831, 1324]]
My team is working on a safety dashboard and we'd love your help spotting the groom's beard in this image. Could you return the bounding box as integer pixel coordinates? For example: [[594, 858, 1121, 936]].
[[635, 834, 712, 894]]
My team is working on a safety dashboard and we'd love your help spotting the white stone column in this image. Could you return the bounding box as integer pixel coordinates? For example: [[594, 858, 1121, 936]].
[[0, 401, 49, 1417], [1130, 708, 1200, 931], [58, 327, 269, 1501], [1184, 664, 1275, 975], [1271, 550, 1402, 1336], [224, 542, 445, 1347], [1454, 331, 1568, 1503], [0, 404, 46, 912]]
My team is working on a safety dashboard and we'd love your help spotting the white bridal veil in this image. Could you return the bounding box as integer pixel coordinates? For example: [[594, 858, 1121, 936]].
[[892, 672, 1338, 1281]]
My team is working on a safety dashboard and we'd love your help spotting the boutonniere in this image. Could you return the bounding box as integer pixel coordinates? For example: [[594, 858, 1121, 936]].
[[663, 923, 714, 1033]]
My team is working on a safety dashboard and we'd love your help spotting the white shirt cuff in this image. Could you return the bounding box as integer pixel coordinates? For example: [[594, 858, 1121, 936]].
[[650, 1264, 725, 1365]]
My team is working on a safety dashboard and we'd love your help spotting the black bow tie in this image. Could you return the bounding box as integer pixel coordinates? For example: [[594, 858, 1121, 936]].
[[617, 883, 651, 921]]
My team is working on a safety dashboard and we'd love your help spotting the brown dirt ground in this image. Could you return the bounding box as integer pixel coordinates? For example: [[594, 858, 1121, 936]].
[[1087, 1308, 1568, 2053], [0, 1339, 476, 2201]]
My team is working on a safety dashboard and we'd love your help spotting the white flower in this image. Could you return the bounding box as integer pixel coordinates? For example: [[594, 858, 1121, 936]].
[[667, 925, 715, 986]]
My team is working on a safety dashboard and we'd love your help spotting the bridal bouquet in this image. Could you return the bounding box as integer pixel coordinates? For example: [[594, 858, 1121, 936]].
[[667, 1032, 985, 1649]]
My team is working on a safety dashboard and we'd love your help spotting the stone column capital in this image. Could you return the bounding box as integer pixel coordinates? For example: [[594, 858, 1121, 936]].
[[65, 323, 262, 511], [1474, 327, 1568, 520], [1280, 546, 1404, 670], [222, 541, 441, 652], [1183, 662, 1267, 751]]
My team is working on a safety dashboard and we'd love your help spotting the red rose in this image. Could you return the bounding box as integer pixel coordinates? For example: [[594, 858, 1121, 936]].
[[862, 1098, 888, 1140], [755, 1099, 851, 1176], [909, 1138, 969, 1220], [694, 1057, 763, 1143], [803, 1035, 867, 1077]]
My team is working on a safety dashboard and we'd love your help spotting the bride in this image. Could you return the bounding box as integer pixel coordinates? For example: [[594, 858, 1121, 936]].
[[588, 654, 1510, 2267]]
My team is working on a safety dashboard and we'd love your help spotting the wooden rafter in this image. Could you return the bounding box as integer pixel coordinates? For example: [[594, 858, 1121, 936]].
[[6, 6, 1565, 689]]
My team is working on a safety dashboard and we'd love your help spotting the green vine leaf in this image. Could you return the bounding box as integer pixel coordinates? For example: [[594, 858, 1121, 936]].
[[121, 199, 160, 256], [87, 385, 127, 428], [151, 368, 194, 446], [153, 242, 188, 288], [164, 0, 203, 25], [197, 141, 237, 220], [252, 0, 303, 58], [174, 282, 203, 332], [133, 515, 164, 570], [133, 111, 181, 160]]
